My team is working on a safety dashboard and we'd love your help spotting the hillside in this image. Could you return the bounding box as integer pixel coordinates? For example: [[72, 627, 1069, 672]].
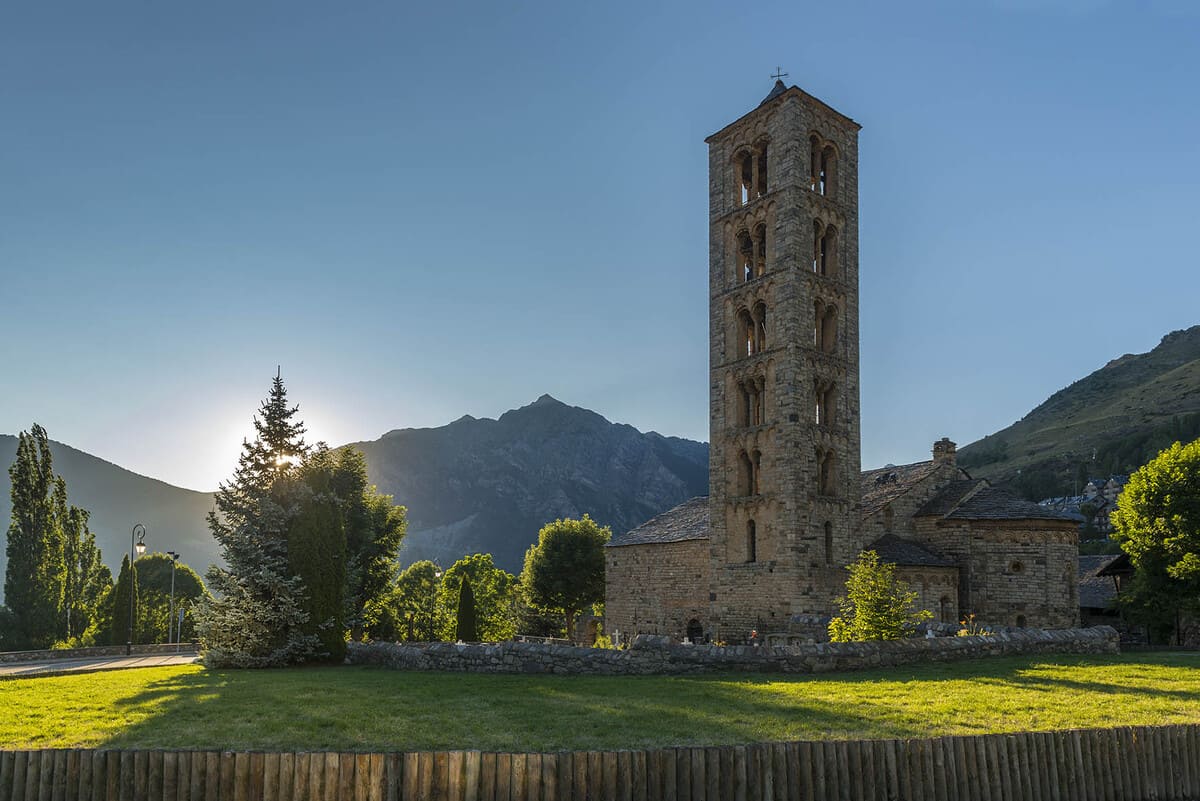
[[0, 437, 219, 587], [347, 395, 709, 572], [958, 326, 1200, 499]]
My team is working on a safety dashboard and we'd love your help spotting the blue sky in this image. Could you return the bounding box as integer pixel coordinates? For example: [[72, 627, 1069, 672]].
[[2, 1, 1197, 491]]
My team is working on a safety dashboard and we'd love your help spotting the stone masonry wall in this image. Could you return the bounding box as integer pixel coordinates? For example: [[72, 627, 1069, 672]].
[[604, 539, 710, 642], [915, 518, 1079, 629], [707, 86, 863, 641], [347, 626, 1117, 677]]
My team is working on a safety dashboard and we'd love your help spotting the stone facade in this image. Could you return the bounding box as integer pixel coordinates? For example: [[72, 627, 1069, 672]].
[[604, 538, 709, 642], [348, 626, 1118, 676], [604, 82, 1080, 644], [706, 81, 863, 639]]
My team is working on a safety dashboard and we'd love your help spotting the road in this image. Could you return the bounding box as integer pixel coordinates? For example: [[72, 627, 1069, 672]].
[[0, 653, 199, 678]]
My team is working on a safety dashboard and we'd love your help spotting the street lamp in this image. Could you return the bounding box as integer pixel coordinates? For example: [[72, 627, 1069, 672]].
[[128, 524, 147, 655], [165, 551, 179, 648]]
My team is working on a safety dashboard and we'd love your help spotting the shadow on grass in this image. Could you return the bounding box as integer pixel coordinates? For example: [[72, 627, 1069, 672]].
[[93, 651, 1194, 752]]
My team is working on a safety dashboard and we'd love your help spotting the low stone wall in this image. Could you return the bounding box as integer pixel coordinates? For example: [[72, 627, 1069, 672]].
[[347, 626, 1119, 676], [0, 642, 199, 665]]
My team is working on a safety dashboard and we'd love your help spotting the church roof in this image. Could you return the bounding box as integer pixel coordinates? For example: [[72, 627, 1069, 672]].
[[607, 497, 709, 547], [917, 482, 1079, 522], [868, 534, 956, 567], [760, 79, 788, 105], [860, 461, 943, 515]]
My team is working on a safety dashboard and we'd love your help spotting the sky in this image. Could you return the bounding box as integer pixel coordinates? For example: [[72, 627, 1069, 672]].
[[2, 1, 1198, 492]]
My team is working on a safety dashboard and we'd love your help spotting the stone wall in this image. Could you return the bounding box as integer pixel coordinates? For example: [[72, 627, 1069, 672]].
[[915, 518, 1079, 629], [604, 539, 710, 642], [0, 642, 199, 664], [894, 564, 959, 625], [347, 626, 1117, 677]]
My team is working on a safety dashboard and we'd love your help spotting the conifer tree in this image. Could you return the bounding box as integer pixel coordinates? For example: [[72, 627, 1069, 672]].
[[4, 425, 66, 649], [455, 574, 478, 643], [196, 370, 317, 667], [287, 447, 347, 661], [109, 555, 138, 646]]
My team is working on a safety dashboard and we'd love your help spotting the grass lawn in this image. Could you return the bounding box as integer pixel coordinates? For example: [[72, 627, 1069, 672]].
[[1, 652, 1197, 752]]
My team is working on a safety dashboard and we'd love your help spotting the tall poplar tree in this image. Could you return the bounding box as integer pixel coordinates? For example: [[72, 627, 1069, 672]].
[[5, 425, 66, 649], [196, 370, 317, 667], [55, 477, 109, 641], [109, 555, 138, 646]]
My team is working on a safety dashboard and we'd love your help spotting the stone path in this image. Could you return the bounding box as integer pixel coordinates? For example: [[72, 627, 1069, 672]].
[[0, 653, 199, 678]]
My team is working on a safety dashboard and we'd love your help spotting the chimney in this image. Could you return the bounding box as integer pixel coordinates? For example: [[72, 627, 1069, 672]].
[[932, 438, 957, 466]]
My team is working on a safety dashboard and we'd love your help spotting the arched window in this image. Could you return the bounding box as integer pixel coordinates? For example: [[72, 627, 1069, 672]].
[[752, 450, 763, 495], [812, 220, 823, 273], [815, 382, 837, 427], [1016, 615, 1027, 629], [753, 223, 767, 278], [739, 381, 752, 427], [737, 309, 755, 357], [686, 618, 704, 643], [821, 226, 838, 277], [820, 145, 837, 198], [823, 521, 834, 566], [752, 378, 764, 425], [884, 505, 895, 534], [752, 302, 767, 353], [756, 144, 769, 197], [736, 230, 754, 283], [738, 450, 755, 496], [939, 596, 952, 624], [820, 305, 838, 352], [738, 151, 754, 206], [746, 520, 757, 563]]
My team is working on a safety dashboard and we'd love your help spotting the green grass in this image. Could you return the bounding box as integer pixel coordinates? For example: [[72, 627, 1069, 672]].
[[2, 653, 1198, 752]]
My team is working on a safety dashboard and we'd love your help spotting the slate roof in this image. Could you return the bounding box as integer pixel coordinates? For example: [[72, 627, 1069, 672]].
[[1079, 554, 1124, 609], [868, 534, 956, 567], [760, 79, 788, 106], [915, 481, 1078, 523], [607, 497, 710, 547], [860, 461, 943, 516]]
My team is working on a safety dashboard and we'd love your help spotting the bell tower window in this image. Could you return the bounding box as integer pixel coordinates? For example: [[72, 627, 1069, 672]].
[[746, 520, 757, 563]]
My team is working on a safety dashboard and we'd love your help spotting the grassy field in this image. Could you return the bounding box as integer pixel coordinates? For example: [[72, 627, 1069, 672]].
[[1, 653, 1197, 752]]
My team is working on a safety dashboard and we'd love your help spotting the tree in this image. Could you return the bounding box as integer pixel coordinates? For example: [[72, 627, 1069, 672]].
[[5, 425, 66, 649], [287, 449, 347, 661], [1111, 438, 1200, 643], [324, 447, 406, 639], [371, 560, 443, 642], [521, 516, 609, 641], [108, 555, 139, 646], [196, 370, 317, 667], [131, 553, 208, 644], [455, 575, 478, 643], [828, 550, 932, 642], [436, 553, 516, 642], [55, 478, 109, 642]]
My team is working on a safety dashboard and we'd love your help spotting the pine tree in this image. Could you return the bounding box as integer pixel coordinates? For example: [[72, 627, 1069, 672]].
[[828, 551, 932, 642], [195, 370, 317, 667], [109, 555, 139, 646], [455, 574, 478, 642], [4, 425, 66, 649]]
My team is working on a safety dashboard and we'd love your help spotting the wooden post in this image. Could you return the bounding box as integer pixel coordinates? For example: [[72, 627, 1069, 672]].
[[508, 753, 525, 801], [662, 748, 677, 801], [618, 751, 634, 801], [632, 751, 647, 801], [539, 753, 556, 801], [689, 749, 704, 801], [557, 752, 573, 801], [446, 752, 465, 801], [434, 752, 451, 801]]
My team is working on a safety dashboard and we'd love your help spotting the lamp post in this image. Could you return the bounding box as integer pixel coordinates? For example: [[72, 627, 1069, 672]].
[[166, 551, 179, 648], [128, 524, 147, 655], [426, 564, 443, 642]]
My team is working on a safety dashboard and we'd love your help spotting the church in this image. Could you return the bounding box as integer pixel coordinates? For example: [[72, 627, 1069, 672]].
[[604, 80, 1079, 644]]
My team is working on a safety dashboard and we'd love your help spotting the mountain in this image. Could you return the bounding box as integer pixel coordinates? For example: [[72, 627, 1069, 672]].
[[0, 397, 708, 591], [0, 436, 219, 590], [958, 326, 1200, 499], [347, 395, 709, 572]]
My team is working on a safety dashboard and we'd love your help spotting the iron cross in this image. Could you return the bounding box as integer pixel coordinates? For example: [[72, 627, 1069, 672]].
[[771, 67, 788, 81]]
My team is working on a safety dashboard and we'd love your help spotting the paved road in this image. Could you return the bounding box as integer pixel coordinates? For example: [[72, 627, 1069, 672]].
[[0, 653, 199, 678]]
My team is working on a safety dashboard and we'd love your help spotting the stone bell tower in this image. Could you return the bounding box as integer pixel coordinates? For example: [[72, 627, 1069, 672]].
[[705, 80, 862, 637]]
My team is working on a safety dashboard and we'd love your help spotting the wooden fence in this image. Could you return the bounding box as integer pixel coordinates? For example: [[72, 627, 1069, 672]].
[[1, 724, 1197, 801]]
